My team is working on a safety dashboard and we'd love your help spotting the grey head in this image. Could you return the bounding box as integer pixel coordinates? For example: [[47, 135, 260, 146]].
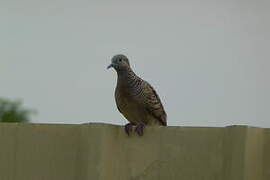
[[107, 54, 130, 71]]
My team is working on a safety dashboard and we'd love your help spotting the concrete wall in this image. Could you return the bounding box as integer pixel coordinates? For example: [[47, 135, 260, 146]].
[[0, 123, 268, 180]]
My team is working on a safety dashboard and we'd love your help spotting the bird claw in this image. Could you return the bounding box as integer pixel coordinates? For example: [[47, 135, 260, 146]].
[[124, 123, 134, 136], [135, 124, 145, 136]]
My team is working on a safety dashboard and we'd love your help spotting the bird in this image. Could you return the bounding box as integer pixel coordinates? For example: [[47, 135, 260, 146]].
[[107, 54, 167, 136]]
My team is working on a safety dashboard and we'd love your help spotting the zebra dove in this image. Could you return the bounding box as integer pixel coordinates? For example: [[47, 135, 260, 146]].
[[107, 54, 167, 136]]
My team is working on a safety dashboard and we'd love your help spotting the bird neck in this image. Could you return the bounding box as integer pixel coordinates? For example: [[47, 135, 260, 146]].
[[117, 68, 137, 83]]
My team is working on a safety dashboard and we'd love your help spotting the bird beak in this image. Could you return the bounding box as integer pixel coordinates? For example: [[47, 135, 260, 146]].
[[107, 63, 114, 69]]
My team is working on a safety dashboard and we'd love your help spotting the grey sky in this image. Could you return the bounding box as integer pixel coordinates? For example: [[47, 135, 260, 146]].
[[1, 1, 269, 127]]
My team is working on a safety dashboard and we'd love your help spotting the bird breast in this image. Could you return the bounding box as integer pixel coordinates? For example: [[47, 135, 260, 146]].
[[115, 84, 146, 124]]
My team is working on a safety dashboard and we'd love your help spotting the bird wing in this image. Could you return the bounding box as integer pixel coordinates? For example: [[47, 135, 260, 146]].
[[142, 81, 167, 126]]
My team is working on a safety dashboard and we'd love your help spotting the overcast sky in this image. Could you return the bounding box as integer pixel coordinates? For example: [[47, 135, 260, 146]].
[[1, 0, 269, 127]]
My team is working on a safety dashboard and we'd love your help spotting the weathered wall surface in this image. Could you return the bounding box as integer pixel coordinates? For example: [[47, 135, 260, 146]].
[[0, 123, 268, 180]]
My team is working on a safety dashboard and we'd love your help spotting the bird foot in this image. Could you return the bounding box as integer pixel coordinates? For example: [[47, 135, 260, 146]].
[[135, 124, 145, 136], [124, 123, 135, 136]]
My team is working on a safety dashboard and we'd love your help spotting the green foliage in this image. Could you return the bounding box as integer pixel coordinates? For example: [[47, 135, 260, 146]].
[[0, 98, 34, 123]]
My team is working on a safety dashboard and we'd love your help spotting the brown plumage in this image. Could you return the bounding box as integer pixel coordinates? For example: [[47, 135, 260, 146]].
[[107, 54, 167, 136]]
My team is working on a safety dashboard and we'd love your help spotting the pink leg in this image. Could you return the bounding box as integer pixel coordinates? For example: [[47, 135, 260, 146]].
[[135, 124, 145, 136], [124, 123, 135, 136]]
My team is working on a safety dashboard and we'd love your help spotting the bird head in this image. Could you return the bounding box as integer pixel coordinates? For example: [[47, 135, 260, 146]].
[[107, 54, 130, 71]]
